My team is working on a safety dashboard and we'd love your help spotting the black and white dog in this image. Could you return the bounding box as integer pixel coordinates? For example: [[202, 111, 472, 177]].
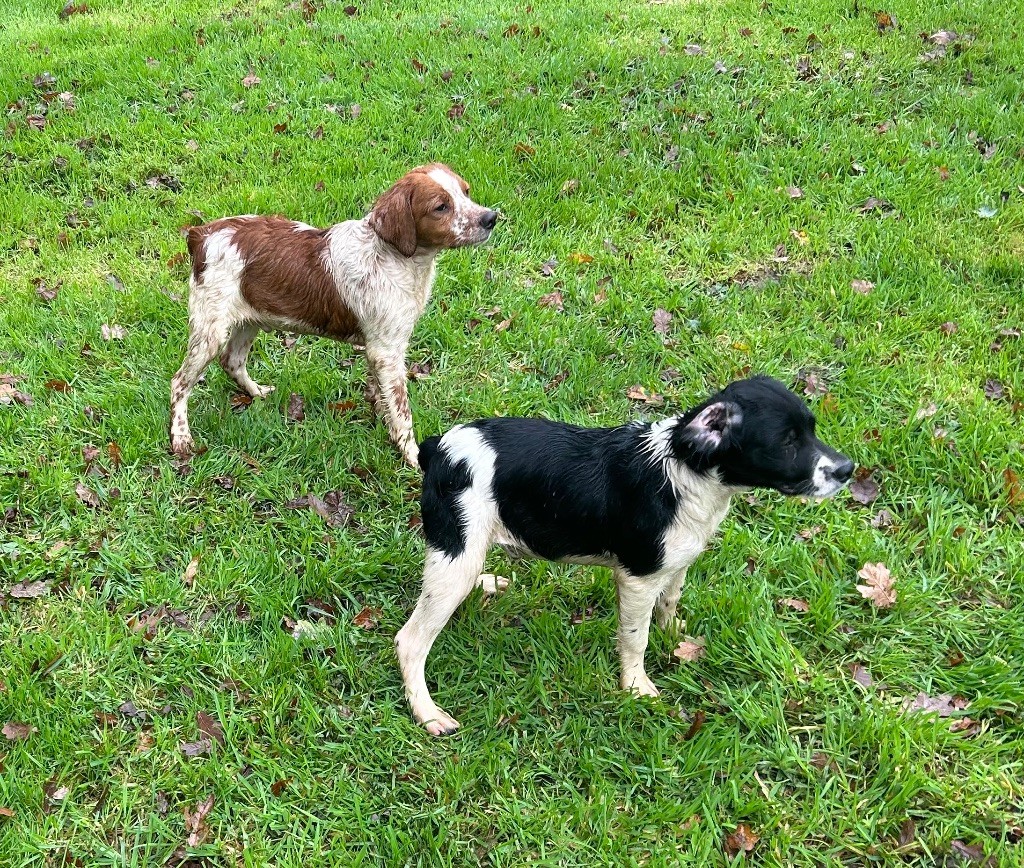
[[395, 375, 853, 734]]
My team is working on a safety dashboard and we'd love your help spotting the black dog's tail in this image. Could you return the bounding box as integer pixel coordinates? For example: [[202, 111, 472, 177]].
[[418, 435, 442, 474]]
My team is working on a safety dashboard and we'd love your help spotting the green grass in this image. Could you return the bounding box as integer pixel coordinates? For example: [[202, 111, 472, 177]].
[[2, 0, 1024, 863]]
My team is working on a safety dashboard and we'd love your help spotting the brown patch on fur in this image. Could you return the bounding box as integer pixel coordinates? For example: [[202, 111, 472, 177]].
[[389, 378, 410, 420], [195, 217, 361, 340], [368, 164, 466, 256], [186, 226, 209, 283]]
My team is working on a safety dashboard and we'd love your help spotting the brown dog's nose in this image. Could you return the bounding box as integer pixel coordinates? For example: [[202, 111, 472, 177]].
[[480, 210, 498, 231]]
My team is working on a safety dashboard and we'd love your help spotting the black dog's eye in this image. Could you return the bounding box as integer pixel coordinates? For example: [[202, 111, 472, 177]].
[[435, 202, 449, 213]]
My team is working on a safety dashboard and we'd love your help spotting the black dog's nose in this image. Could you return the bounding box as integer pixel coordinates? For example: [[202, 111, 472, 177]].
[[479, 210, 498, 231], [830, 459, 855, 482]]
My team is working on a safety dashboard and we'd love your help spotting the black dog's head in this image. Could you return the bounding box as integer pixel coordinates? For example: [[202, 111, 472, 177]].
[[671, 375, 853, 497]]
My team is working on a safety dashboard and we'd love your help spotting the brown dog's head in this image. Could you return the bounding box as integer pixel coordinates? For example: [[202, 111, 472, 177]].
[[368, 163, 497, 257]]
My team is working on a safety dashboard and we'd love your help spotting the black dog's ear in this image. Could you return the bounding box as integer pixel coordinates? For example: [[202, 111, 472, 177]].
[[672, 401, 742, 466]]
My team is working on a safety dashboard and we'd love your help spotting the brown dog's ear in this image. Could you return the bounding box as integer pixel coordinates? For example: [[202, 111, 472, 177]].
[[369, 180, 417, 256]]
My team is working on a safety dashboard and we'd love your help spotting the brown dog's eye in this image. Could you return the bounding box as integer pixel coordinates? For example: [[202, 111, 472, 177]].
[[435, 202, 449, 213]]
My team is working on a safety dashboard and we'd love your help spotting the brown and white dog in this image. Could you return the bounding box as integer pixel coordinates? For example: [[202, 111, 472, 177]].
[[169, 164, 497, 465]]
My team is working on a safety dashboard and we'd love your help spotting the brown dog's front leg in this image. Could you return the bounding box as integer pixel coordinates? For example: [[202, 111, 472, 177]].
[[366, 345, 417, 466]]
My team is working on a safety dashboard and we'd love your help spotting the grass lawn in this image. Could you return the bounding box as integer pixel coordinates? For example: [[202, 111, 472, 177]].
[[2, 0, 1024, 863]]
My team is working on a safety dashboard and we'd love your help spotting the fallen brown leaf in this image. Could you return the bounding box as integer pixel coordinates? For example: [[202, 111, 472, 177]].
[[652, 308, 672, 335], [230, 392, 253, 412], [871, 509, 896, 528], [286, 392, 305, 422], [673, 636, 706, 663], [849, 662, 874, 688], [352, 606, 381, 630], [2, 722, 34, 740], [856, 197, 895, 215], [856, 562, 896, 608], [778, 598, 809, 612], [901, 692, 969, 717], [949, 840, 987, 863], [9, 581, 50, 599], [184, 794, 214, 847], [75, 482, 100, 508], [241, 70, 261, 88], [408, 360, 432, 380], [983, 378, 1005, 401], [849, 473, 879, 505], [625, 385, 664, 406], [897, 818, 916, 848], [851, 279, 874, 295], [724, 823, 760, 857], [182, 556, 199, 586], [0, 383, 33, 406], [1004, 468, 1024, 507], [59, 0, 89, 19], [179, 738, 212, 757], [537, 290, 563, 311], [197, 711, 224, 745]]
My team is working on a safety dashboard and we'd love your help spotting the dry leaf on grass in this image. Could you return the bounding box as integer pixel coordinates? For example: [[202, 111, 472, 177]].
[[652, 308, 672, 335], [857, 562, 896, 608], [626, 385, 664, 406], [537, 290, 563, 311], [900, 692, 969, 717], [352, 606, 382, 630], [849, 473, 879, 505], [286, 392, 305, 422], [3, 722, 35, 740], [197, 711, 225, 745], [184, 794, 215, 846], [75, 482, 100, 508], [673, 636, 706, 662], [8, 580, 50, 599], [724, 823, 760, 856]]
